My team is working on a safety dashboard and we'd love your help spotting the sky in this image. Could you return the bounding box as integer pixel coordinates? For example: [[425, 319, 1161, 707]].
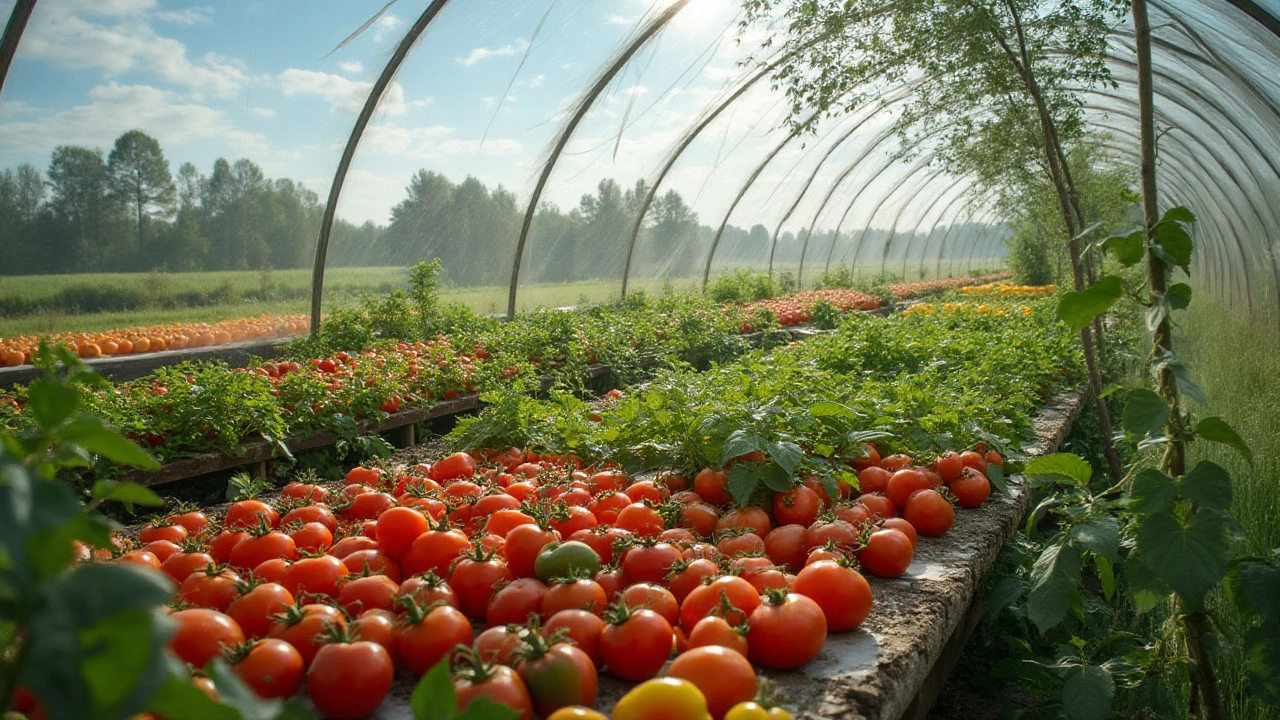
[[0, 0, 963, 238]]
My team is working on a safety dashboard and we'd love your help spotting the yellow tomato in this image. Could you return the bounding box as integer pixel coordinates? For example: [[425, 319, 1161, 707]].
[[547, 708, 608, 720], [611, 678, 712, 720], [724, 703, 796, 720]]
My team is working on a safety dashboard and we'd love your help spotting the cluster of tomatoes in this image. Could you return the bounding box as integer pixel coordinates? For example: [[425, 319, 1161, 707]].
[[886, 273, 1012, 301], [741, 289, 883, 327], [87, 441, 999, 720], [0, 315, 310, 367]]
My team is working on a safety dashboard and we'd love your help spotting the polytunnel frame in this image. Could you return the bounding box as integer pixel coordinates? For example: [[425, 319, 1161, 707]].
[[911, 178, 979, 279], [1082, 75, 1280, 310], [309, 0, 452, 332], [1086, 118, 1262, 311], [843, 150, 947, 278], [505, 0, 690, 318], [895, 173, 973, 280], [0, 0, 33, 99]]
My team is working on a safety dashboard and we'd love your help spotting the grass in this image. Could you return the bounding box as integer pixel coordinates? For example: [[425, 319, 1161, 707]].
[[1176, 296, 1280, 720]]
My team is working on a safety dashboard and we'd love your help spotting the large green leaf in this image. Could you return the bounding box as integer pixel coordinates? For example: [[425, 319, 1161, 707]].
[[1062, 664, 1115, 720], [1162, 206, 1196, 223], [1152, 220, 1193, 270], [1027, 541, 1081, 633], [27, 378, 80, 428], [1023, 453, 1092, 486], [1056, 276, 1124, 332], [727, 463, 758, 508], [1071, 517, 1120, 563], [1228, 559, 1280, 625], [410, 660, 456, 720], [1122, 389, 1170, 438], [92, 479, 165, 507], [61, 415, 160, 469], [148, 672, 243, 720], [1165, 282, 1192, 310], [1244, 626, 1280, 705], [1129, 468, 1177, 516], [757, 462, 794, 492], [767, 440, 804, 475], [1179, 460, 1232, 511], [1099, 230, 1144, 267], [808, 400, 858, 419], [720, 429, 764, 465], [1195, 416, 1253, 463], [1125, 550, 1170, 613], [1137, 509, 1230, 609]]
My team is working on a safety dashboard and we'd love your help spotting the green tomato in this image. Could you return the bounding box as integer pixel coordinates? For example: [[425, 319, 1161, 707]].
[[534, 541, 601, 582]]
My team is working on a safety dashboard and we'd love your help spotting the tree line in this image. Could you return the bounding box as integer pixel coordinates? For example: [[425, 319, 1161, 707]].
[[0, 129, 984, 285]]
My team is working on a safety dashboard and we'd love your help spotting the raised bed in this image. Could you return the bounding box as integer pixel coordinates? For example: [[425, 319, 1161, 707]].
[[0, 336, 300, 389], [359, 386, 1088, 720]]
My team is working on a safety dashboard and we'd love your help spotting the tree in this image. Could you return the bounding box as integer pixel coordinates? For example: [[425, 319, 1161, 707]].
[[107, 130, 176, 257], [176, 162, 201, 210], [47, 145, 122, 271], [742, 0, 1125, 481]]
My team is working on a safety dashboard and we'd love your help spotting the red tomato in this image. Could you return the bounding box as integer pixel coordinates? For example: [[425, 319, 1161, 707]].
[[619, 542, 681, 586], [505, 523, 560, 579], [227, 582, 294, 639], [903, 488, 955, 537], [679, 576, 761, 632], [793, 560, 873, 632], [228, 638, 304, 699], [375, 506, 429, 560], [169, 609, 244, 667], [395, 601, 474, 674], [338, 574, 400, 615], [487, 577, 549, 626], [599, 606, 673, 681], [450, 548, 515, 619], [401, 526, 472, 578], [857, 465, 892, 494], [885, 469, 932, 511], [858, 528, 915, 578], [773, 485, 822, 527], [746, 592, 827, 669], [857, 493, 898, 519], [430, 452, 478, 481], [180, 566, 242, 611], [268, 603, 346, 666], [225, 500, 278, 530], [694, 468, 732, 506], [307, 639, 394, 719], [544, 609, 605, 667], [951, 467, 991, 508], [281, 555, 348, 599]]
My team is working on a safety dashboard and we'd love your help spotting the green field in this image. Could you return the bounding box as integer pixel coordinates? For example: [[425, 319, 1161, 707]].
[[0, 259, 1006, 338]]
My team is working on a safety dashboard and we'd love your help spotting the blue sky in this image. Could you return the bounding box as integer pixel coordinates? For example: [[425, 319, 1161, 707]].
[[0, 0, 942, 237]]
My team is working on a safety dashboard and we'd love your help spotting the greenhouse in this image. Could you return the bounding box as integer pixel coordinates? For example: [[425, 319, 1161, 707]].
[[0, 0, 1277, 719]]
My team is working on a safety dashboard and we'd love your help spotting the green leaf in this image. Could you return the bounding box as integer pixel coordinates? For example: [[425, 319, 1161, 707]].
[[1161, 206, 1196, 223], [1166, 283, 1192, 310], [1023, 453, 1092, 486], [1062, 664, 1115, 720], [92, 480, 164, 507], [456, 696, 522, 720], [1195, 416, 1253, 463], [1071, 517, 1120, 563], [1027, 541, 1081, 633], [1125, 550, 1170, 612], [148, 671, 244, 720], [27, 378, 80, 428], [808, 401, 858, 419], [720, 429, 765, 466], [1096, 554, 1116, 600], [208, 660, 286, 720], [411, 660, 457, 720], [1244, 626, 1280, 705], [766, 441, 804, 475], [1152, 220, 1193, 270], [1137, 509, 1231, 609], [727, 463, 758, 508], [61, 415, 160, 469], [1122, 389, 1170, 438], [1056, 276, 1124, 332], [985, 463, 1008, 494], [1129, 468, 1177, 516], [1099, 230, 1144, 266], [79, 610, 160, 714], [1228, 559, 1280, 625], [1179, 461, 1232, 511], [757, 462, 794, 493]]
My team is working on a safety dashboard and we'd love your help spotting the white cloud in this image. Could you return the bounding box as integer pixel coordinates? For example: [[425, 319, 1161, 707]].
[[250, 107, 276, 119], [156, 6, 214, 26], [371, 13, 402, 42], [456, 40, 528, 67], [0, 82, 234, 152], [360, 125, 454, 155], [431, 138, 524, 157], [605, 15, 635, 25], [277, 69, 407, 116], [339, 60, 364, 74], [20, 3, 247, 97]]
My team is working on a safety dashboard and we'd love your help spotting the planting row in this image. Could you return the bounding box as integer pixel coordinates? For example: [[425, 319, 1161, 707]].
[[0, 314, 310, 367], [0, 272, 1009, 368], [56, 297, 1081, 719]]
